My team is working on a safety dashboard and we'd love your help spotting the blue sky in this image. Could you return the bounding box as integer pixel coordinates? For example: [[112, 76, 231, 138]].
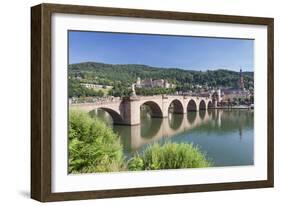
[[68, 31, 254, 72]]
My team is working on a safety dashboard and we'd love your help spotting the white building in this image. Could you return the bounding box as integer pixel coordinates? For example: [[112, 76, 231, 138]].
[[135, 77, 174, 89]]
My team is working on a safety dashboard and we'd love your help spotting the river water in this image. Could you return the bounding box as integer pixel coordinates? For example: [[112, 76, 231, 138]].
[[91, 108, 254, 167]]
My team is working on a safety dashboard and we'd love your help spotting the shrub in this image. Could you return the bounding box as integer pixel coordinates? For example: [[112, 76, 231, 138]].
[[69, 110, 124, 173], [127, 154, 144, 171], [128, 142, 212, 171]]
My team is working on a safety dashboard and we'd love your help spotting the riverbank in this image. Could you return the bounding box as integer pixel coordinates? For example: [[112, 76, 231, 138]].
[[216, 105, 253, 109]]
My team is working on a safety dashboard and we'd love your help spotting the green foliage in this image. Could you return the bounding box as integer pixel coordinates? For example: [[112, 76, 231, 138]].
[[108, 82, 132, 97], [128, 142, 212, 170], [127, 154, 144, 171], [136, 87, 176, 96], [69, 78, 105, 98], [68, 62, 254, 96], [69, 110, 125, 173], [68, 110, 212, 173]]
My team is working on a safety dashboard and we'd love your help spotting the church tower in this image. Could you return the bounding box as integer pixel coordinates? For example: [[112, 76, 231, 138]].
[[239, 69, 245, 90]]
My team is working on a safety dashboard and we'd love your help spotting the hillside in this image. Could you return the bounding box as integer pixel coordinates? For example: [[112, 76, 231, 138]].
[[68, 62, 254, 90]]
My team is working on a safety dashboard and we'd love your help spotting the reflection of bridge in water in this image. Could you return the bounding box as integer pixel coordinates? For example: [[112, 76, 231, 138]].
[[116, 110, 223, 151], [70, 95, 215, 125]]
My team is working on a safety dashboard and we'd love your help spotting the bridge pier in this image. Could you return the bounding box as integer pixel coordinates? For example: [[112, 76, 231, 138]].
[[161, 96, 170, 118], [121, 97, 141, 125]]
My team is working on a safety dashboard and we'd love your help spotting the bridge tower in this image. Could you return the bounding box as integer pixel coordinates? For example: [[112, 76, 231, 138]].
[[211, 89, 221, 108], [239, 69, 245, 91]]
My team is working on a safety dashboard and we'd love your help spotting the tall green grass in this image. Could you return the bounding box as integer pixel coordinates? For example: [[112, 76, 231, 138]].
[[128, 142, 212, 171], [69, 110, 125, 173]]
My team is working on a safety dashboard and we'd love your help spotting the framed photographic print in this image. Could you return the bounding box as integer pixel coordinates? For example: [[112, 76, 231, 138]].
[[31, 3, 274, 202]]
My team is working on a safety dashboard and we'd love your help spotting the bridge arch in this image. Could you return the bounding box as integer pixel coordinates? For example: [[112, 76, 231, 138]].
[[97, 107, 124, 124], [187, 99, 197, 111], [141, 101, 163, 118], [207, 100, 213, 109], [168, 99, 184, 114], [199, 100, 207, 110]]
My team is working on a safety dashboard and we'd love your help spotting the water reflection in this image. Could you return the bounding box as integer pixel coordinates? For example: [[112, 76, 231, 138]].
[[140, 116, 162, 139], [168, 113, 183, 131], [92, 109, 254, 166], [114, 110, 213, 152]]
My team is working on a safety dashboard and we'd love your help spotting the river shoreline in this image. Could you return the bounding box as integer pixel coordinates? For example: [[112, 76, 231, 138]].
[[215, 106, 253, 110]]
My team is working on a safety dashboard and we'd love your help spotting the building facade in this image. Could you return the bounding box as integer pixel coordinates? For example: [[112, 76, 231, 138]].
[[135, 77, 175, 89]]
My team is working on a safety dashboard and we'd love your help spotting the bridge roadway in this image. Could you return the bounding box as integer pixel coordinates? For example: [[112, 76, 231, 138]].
[[70, 95, 214, 125]]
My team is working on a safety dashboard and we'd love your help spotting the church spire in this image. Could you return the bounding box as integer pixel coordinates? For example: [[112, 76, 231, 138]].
[[239, 69, 244, 90]]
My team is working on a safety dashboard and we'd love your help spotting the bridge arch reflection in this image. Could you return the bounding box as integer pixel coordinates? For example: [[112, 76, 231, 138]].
[[115, 111, 214, 151], [199, 110, 206, 120], [168, 113, 184, 131], [140, 116, 163, 139]]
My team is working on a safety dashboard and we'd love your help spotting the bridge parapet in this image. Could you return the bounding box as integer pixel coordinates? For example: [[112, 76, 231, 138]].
[[70, 96, 122, 105]]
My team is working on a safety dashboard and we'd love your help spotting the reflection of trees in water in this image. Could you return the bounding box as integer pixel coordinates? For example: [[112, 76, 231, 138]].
[[222, 110, 253, 140], [221, 110, 253, 128], [197, 109, 254, 135]]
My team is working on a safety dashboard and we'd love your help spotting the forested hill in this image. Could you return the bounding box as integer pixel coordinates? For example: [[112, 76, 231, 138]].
[[68, 62, 254, 89]]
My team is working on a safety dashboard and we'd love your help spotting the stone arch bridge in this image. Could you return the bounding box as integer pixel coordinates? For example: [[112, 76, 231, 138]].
[[70, 95, 214, 125]]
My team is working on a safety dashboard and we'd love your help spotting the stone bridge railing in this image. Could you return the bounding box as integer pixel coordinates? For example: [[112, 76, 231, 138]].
[[70, 94, 212, 105], [70, 96, 122, 105]]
